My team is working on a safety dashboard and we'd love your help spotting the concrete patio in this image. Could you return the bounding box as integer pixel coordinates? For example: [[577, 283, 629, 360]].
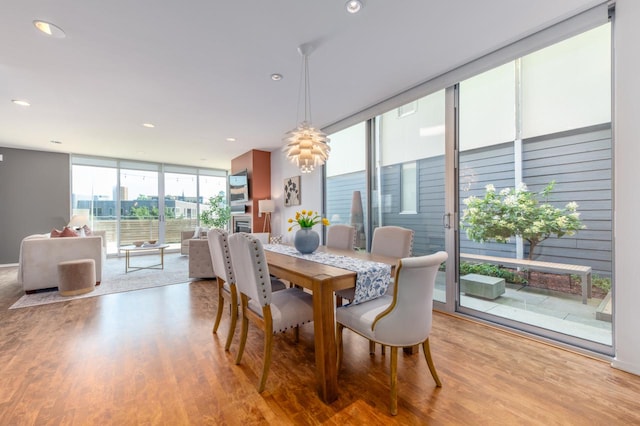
[[435, 275, 612, 346]]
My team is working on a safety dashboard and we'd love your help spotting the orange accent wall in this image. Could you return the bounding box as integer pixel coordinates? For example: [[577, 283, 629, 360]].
[[231, 150, 271, 232]]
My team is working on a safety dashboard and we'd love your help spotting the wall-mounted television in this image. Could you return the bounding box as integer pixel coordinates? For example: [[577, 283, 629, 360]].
[[229, 169, 249, 203]]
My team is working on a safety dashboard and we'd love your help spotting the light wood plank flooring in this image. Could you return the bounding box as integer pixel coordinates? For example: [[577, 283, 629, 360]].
[[1, 274, 639, 425]]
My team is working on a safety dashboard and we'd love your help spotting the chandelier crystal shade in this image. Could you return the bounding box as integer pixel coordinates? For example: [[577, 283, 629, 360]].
[[283, 47, 330, 173]]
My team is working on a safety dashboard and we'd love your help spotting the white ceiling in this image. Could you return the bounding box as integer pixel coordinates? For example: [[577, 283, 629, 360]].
[[0, 0, 602, 171]]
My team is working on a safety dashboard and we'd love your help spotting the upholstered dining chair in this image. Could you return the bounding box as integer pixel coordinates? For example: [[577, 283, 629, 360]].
[[336, 251, 447, 416], [335, 225, 414, 308], [208, 229, 286, 352], [208, 229, 239, 351], [371, 225, 414, 259], [326, 224, 356, 251], [249, 232, 270, 244], [228, 233, 314, 393]]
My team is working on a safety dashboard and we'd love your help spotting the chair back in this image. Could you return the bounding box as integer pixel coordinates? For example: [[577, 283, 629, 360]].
[[249, 232, 270, 244], [371, 226, 414, 258], [228, 233, 273, 306], [207, 229, 234, 284], [372, 251, 448, 346], [326, 224, 356, 251]]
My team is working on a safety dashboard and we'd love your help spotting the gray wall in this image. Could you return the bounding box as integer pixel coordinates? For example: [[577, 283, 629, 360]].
[[0, 147, 70, 264], [459, 124, 612, 275], [326, 123, 612, 276]]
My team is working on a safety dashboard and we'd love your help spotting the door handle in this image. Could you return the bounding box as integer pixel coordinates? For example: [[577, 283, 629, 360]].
[[442, 213, 451, 229]]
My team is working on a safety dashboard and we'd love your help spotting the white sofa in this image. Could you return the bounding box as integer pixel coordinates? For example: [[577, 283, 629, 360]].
[[18, 231, 107, 293]]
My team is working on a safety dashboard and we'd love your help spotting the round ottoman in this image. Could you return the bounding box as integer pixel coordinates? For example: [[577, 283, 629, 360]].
[[58, 259, 96, 296]]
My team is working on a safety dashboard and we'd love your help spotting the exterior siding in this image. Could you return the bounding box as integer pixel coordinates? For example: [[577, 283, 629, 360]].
[[326, 171, 367, 245], [459, 142, 517, 259], [326, 124, 612, 276], [521, 124, 612, 274]]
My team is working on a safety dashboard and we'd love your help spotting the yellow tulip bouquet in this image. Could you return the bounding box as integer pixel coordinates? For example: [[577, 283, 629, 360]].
[[288, 209, 330, 232]]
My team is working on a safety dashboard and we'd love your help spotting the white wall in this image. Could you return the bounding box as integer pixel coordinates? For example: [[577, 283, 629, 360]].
[[270, 0, 640, 376], [380, 91, 446, 165], [270, 151, 324, 245], [612, 0, 640, 375], [459, 63, 516, 149], [523, 23, 611, 138], [325, 122, 366, 177]]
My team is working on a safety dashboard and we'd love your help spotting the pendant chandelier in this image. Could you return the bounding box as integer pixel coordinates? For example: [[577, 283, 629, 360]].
[[283, 45, 330, 173]]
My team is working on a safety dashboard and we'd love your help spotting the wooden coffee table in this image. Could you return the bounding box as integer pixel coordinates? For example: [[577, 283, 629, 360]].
[[121, 244, 169, 273]]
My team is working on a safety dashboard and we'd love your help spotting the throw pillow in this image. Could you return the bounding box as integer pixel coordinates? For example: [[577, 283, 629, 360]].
[[63, 226, 79, 237], [50, 228, 63, 238], [192, 226, 201, 239], [82, 224, 93, 236]]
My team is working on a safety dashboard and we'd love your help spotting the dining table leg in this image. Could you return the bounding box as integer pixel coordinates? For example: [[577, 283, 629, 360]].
[[311, 274, 339, 404]]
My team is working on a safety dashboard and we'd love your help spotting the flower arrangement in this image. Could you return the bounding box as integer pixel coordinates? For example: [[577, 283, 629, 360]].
[[288, 209, 330, 232], [461, 181, 584, 260]]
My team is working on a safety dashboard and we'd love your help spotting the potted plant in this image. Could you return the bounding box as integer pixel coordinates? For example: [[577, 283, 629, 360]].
[[200, 192, 231, 230]]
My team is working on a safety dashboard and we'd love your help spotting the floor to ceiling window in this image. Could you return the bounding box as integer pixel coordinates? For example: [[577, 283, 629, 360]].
[[324, 7, 612, 354], [457, 22, 612, 351], [72, 156, 227, 254], [71, 161, 118, 252], [373, 91, 447, 302], [324, 122, 368, 250], [119, 163, 160, 248]]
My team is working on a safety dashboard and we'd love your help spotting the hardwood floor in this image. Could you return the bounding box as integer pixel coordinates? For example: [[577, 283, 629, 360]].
[[1, 273, 639, 425]]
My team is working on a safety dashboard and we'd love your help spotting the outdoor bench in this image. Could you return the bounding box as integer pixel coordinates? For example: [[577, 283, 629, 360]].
[[460, 253, 592, 304]]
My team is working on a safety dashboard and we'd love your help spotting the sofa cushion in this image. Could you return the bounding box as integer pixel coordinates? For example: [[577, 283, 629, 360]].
[[51, 227, 79, 238]]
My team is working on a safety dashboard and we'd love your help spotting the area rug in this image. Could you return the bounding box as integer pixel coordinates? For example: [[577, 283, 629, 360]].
[[8, 253, 192, 309]]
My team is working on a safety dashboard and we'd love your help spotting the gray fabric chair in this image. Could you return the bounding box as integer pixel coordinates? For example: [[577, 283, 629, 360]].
[[228, 233, 314, 392], [336, 251, 447, 415], [326, 224, 356, 251], [336, 225, 415, 354], [336, 225, 414, 304], [208, 229, 238, 351], [208, 229, 286, 352]]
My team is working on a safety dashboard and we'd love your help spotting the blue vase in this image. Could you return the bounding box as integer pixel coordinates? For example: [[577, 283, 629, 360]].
[[294, 228, 320, 254]]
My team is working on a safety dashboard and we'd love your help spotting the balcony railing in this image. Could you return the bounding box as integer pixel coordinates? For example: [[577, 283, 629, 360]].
[[90, 217, 197, 249]]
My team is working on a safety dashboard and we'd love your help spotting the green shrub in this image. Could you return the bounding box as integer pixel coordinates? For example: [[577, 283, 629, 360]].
[[459, 261, 528, 285], [592, 275, 612, 292]]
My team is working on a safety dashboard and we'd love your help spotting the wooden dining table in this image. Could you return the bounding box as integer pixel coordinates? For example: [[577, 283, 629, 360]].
[[264, 246, 397, 404]]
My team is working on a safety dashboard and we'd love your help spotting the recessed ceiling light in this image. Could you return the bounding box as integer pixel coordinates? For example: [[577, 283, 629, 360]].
[[142, 123, 155, 128], [33, 20, 66, 38], [12, 99, 31, 107], [50, 140, 62, 144], [346, 0, 363, 14], [226, 137, 236, 142], [271, 73, 283, 81]]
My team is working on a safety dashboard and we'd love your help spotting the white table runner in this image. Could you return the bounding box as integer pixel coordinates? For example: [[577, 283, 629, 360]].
[[264, 244, 391, 305]]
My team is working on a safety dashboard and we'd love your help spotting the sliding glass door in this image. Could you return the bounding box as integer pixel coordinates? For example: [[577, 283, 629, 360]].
[[71, 162, 119, 253], [325, 122, 368, 250], [72, 157, 227, 253], [373, 91, 448, 303], [119, 165, 160, 247], [324, 15, 612, 355], [456, 23, 613, 352]]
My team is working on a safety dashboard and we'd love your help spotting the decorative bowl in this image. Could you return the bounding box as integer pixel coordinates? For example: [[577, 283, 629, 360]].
[[133, 241, 144, 247], [147, 240, 157, 245]]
